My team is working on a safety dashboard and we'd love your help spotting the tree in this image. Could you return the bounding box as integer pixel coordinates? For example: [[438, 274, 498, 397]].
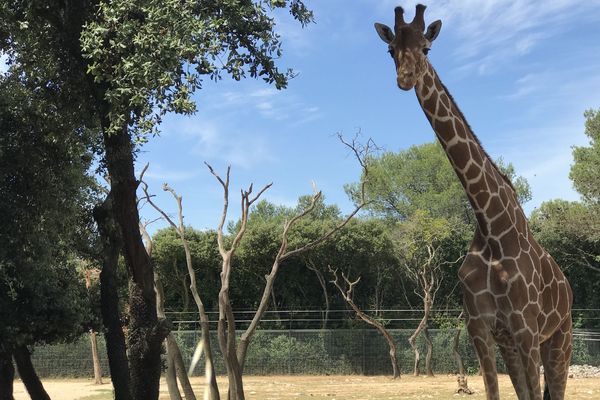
[[1, 2, 313, 398], [140, 175, 219, 400], [570, 109, 600, 204], [392, 210, 458, 377], [204, 135, 371, 400], [351, 141, 532, 222], [329, 266, 401, 378], [0, 75, 97, 399]]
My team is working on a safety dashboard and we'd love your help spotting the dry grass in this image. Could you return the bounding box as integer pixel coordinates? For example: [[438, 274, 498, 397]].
[[13, 374, 600, 399]]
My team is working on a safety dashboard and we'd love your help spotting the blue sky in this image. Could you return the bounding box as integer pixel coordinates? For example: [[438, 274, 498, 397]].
[[136, 1, 600, 233], [5, 1, 600, 233]]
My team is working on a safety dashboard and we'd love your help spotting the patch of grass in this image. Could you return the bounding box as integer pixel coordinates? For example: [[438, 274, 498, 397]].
[[76, 389, 113, 400]]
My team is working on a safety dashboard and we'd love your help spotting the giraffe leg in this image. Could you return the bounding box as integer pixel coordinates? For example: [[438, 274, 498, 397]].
[[540, 317, 573, 400], [514, 327, 543, 400], [467, 321, 499, 400], [498, 343, 530, 400]]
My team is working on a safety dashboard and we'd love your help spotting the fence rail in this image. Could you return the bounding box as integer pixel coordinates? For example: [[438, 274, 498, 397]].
[[30, 326, 600, 378]]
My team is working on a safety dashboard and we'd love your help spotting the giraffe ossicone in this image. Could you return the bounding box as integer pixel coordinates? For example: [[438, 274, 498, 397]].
[[375, 5, 573, 400]]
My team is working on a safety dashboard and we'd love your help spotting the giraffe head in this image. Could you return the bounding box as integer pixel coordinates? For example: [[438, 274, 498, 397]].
[[374, 4, 442, 90]]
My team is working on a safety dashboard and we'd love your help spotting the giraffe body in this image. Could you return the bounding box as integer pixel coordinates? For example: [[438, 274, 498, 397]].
[[375, 5, 573, 400]]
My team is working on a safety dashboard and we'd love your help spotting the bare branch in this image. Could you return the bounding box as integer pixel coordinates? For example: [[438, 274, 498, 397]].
[[206, 163, 231, 257]]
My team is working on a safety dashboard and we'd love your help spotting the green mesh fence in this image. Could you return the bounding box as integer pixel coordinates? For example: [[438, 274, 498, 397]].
[[29, 328, 600, 378]]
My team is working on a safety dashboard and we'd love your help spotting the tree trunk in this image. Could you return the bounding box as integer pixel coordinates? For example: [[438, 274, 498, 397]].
[[409, 295, 432, 377], [84, 271, 103, 385], [0, 351, 14, 400], [181, 274, 190, 313], [453, 313, 472, 394], [423, 327, 434, 377], [93, 196, 132, 400], [89, 331, 103, 384], [12, 346, 50, 400], [408, 327, 422, 376], [155, 269, 197, 400], [218, 290, 244, 400], [103, 127, 167, 400], [165, 352, 182, 400], [306, 261, 330, 329]]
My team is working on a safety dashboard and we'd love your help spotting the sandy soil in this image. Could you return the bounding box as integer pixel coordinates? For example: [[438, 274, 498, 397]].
[[13, 374, 600, 400]]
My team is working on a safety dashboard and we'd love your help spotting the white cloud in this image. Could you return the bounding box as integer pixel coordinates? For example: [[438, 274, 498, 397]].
[[375, 1, 600, 75], [208, 85, 321, 124], [165, 118, 276, 170], [142, 164, 198, 182]]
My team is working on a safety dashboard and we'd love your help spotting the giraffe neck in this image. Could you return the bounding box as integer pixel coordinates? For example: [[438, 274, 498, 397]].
[[414, 63, 522, 234]]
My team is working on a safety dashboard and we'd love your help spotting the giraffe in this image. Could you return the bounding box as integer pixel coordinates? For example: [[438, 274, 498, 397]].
[[374, 5, 573, 400]]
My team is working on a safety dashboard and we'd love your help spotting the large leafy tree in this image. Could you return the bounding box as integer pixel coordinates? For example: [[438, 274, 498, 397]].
[[350, 142, 531, 224], [0, 75, 97, 399], [1, 1, 312, 399], [570, 109, 600, 204]]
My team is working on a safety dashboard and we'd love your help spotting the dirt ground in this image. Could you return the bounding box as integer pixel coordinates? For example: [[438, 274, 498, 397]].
[[13, 374, 600, 400]]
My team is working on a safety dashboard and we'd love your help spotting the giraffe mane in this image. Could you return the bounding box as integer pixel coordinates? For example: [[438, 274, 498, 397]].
[[436, 79, 518, 195]]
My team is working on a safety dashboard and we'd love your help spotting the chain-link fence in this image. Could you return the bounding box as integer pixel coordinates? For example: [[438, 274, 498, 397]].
[[30, 326, 600, 378]]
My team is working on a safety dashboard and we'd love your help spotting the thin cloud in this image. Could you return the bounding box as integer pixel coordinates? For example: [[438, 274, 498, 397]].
[[164, 118, 276, 170], [376, 1, 599, 75], [210, 85, 321, 124], [142, 164, 199, 182]]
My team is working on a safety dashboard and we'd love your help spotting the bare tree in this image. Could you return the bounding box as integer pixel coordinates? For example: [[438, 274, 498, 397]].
[[140, 171, 219, 400], [305, 258, 330, 329], [392, 211, 458, 377], [329, 266, 400, 379], [205, 134, 373, 400]]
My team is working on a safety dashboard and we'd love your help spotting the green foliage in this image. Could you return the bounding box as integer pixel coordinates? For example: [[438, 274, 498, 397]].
[[352, 142, 469, 222], [350, 141, 532, 223], [530, 200, 600, 313], [151, 227, 221, 311], [393, 209, 452, 260], [79, 0, 313, 135], [0, 75, 98, 349], [570, 109, 600, 204], [495, 157, 532, 204]]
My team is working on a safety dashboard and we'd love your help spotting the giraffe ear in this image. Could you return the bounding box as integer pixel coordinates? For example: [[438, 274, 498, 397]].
[[374, 23, 394, 44], [425, 20, 442, 42]]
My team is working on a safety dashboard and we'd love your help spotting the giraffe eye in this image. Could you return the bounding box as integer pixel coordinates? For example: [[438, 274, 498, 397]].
[[423, 48, 430, 55]]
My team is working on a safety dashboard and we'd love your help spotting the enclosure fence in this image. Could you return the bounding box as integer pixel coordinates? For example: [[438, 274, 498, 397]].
[[29, 309, 600, 378]]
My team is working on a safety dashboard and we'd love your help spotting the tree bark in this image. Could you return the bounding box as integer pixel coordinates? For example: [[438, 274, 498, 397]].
[[103, 127, 167, 400], [89, 331, 103, 384], [0, 351, 14, 400], [154, 268, 196, 400], [165, 350, 182, 400], [409, 294, 432, 377], [93, 196, 132, 400], [12, 346, 50, 400], [423, 327, 434, 377]]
